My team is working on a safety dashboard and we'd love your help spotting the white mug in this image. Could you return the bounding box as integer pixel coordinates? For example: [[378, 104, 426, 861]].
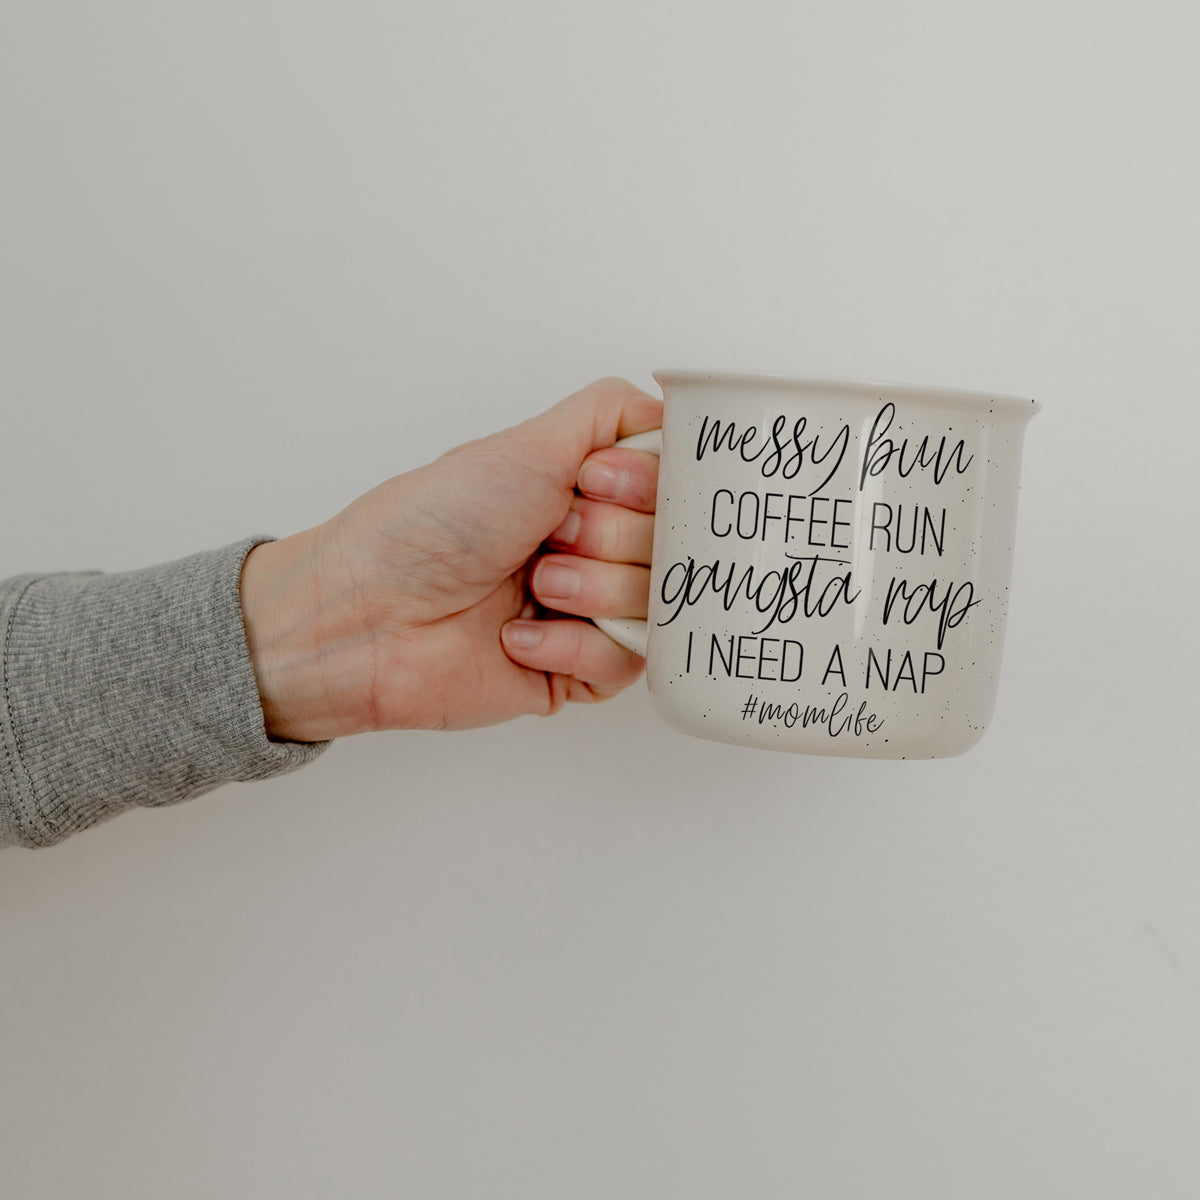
[[598, 370, 1041, 759]]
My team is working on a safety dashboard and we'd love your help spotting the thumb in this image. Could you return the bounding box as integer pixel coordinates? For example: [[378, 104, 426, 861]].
[[515, 377, 663, 490]]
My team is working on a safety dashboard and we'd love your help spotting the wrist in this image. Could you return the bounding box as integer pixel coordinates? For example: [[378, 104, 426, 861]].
[[239, 529, 375, 742]]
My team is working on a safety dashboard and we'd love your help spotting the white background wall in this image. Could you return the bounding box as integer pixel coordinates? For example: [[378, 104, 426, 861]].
[[1, 1, 1197, 1195]]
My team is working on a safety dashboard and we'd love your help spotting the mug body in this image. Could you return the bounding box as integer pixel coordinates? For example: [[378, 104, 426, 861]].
[[644, 371, 1039, 758]]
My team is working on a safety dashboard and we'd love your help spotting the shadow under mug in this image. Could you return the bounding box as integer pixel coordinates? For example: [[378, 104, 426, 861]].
[[596, 370, 1041, 759]]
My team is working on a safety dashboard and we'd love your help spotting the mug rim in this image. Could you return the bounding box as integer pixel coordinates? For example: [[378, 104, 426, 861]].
[[652, 368, 1041, 416]]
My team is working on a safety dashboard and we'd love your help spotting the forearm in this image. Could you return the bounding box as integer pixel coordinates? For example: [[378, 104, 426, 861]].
[[0, 538, 327, 848]]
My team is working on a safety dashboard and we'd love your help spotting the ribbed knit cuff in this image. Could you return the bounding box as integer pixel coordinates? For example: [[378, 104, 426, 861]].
[[0, 538, 329, 848]]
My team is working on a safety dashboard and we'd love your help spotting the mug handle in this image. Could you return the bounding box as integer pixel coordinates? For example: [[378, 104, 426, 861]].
[[590, 428, 662, 657]]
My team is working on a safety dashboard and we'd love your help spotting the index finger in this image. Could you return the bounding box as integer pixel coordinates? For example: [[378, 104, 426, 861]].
[[576, 447, 659, 514]]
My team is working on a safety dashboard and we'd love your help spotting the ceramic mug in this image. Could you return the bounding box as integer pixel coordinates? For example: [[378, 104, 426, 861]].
[[597, 370, 1041, 759]]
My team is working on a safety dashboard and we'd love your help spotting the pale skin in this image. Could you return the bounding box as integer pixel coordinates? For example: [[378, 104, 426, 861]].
[[238, 378, 662, 743]]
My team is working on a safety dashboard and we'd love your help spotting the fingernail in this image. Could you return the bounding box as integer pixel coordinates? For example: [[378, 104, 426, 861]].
[[503, 620, 544, 650], [578, 460, 624, 500], [549, 508, 581, 545], [535, 561, 580, 599]]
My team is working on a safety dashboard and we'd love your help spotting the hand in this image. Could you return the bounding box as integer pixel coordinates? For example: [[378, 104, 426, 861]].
[[239, 378, 662, 741]]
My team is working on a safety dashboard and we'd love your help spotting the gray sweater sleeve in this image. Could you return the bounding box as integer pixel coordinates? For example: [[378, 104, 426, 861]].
[[0, 537, 329, 848]]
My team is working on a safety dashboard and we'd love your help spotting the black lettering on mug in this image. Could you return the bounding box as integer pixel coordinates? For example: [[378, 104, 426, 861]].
[[695, 414, 851, 495], [858, 403, 974, 491], [867, 503, 946, 557], [864, 648, 948, 694]]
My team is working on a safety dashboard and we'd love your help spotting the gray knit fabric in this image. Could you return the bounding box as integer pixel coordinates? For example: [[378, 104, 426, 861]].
[[0, 538, 328, 848]]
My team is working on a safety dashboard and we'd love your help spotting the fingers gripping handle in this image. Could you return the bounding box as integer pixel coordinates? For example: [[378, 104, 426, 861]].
[[592, 428, 662, 657]]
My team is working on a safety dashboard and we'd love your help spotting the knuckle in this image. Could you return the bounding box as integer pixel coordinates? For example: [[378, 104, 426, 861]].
[[592, 511, 626, 562], [590, 375, 634, 395], [563, 618, 589, 659], [607, 658, 645, 692], [584, 638, 643, 692]]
